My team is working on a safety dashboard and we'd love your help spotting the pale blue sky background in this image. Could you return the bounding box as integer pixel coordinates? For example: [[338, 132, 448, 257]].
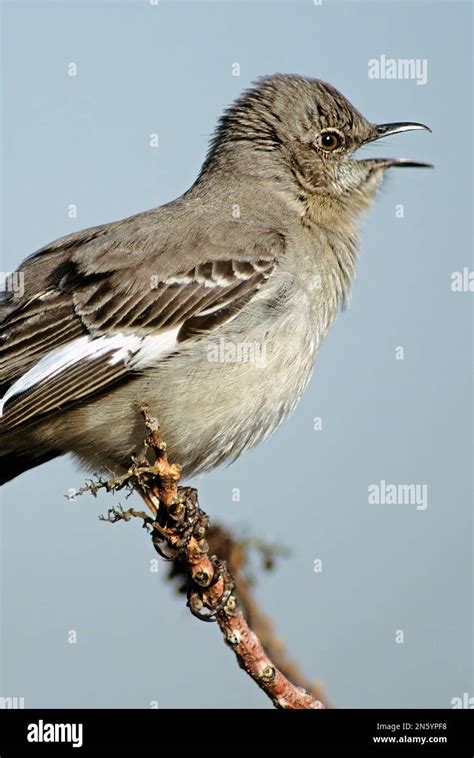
[[0, 0, 472, 709]]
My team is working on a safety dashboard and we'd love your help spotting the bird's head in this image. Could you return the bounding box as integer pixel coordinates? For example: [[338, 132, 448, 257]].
[[204, 74, 432, 217]]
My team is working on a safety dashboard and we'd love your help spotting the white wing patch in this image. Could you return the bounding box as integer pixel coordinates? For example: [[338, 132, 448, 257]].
[[0, 328, 180, 415], [128, 330, 180, 369]]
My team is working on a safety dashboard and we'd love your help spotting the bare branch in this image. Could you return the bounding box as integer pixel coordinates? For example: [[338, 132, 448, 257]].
[[83, 408, 325, 709]]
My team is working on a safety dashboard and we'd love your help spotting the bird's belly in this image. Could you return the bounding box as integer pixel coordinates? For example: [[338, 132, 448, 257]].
[[142, 311, 321, 476], [54, 304, 328, 479]]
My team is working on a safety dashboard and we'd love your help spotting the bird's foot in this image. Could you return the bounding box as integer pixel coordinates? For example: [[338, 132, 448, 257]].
[[151, 487, 204, 560], [187, 554, 236, 622]]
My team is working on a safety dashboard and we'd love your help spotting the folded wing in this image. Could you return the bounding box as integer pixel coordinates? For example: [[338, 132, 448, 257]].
[[0, 206, 284, 430]]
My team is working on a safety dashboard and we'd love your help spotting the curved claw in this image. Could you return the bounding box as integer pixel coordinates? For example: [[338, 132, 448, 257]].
[[187, 556, 237, 623], [188, 592, 218, 622], [152, 535, 180, 561]]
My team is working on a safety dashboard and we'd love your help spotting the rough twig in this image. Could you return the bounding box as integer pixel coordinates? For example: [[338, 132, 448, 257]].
[[85, 407, 325, 710], [196, 525, 331, 708]]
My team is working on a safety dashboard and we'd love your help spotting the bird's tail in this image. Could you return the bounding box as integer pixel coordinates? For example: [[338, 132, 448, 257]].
[[0, 449, 60, 485]]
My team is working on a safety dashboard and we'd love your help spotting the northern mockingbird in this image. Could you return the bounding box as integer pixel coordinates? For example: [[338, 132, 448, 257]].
[[0, 74, 431, 484]]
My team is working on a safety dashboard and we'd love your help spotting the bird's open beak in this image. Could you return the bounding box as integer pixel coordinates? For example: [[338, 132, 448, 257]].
[[362, 122, 433, 168]]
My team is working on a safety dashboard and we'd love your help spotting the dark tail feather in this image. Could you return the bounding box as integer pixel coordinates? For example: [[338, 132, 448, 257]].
[[0, 450, 60, 485]]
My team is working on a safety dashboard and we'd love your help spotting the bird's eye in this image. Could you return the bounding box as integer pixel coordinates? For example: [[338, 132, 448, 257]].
[[318, 130, 344, 152]]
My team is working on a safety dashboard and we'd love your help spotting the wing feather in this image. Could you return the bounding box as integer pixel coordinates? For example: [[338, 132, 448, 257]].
[[0, 205, 284, 430]]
